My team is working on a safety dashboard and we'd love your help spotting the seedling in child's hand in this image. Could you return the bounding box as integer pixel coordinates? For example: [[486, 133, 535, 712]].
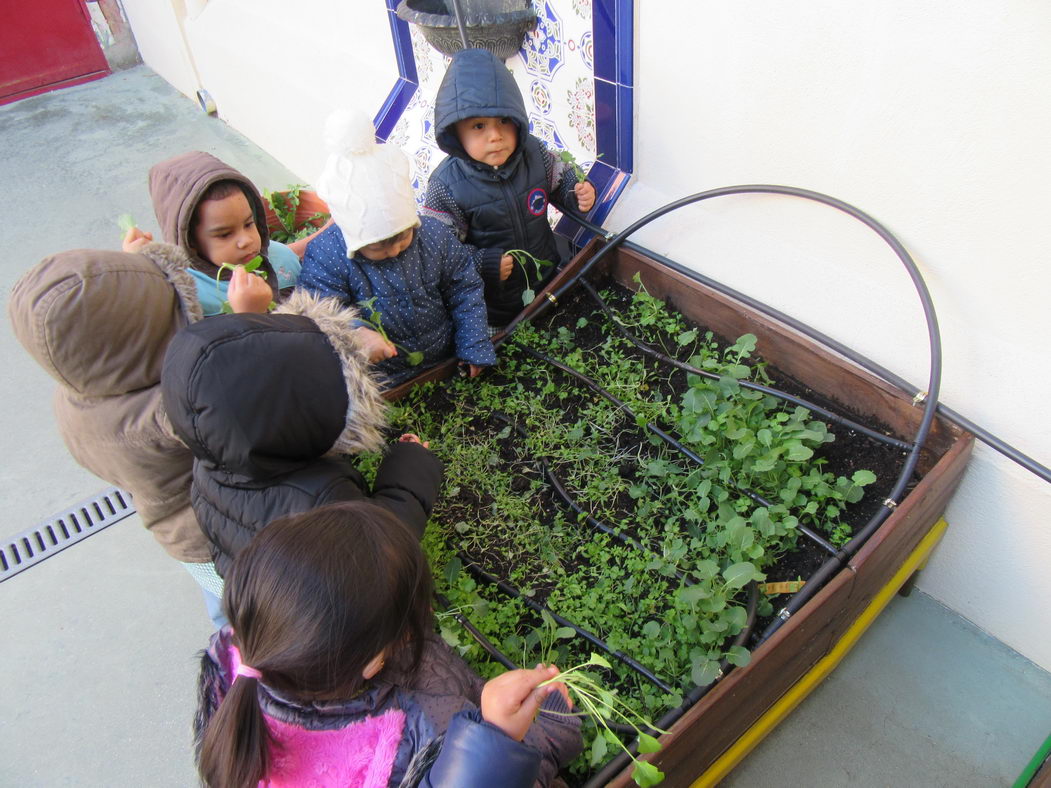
[[506, 249, 555, 305], [559, 150, 603, 184], [117, 213, 137, 236], [356, 297, 424, 365], [539, 653, 666, 786], [216, 256, 275, 314]]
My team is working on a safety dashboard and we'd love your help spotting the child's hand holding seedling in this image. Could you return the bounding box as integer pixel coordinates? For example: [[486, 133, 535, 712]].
[[354, 326, 398, 363], [481, 664, 571, 742], [575, 181, 596, 212], [499, 254, 514, 282], [118, 214, 153, 253], [227, 265, 274, 313]]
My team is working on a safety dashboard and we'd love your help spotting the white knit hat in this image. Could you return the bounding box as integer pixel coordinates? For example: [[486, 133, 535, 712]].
[[316, 108, 419, 255]]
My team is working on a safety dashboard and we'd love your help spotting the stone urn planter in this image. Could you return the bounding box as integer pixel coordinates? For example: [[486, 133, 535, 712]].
[[396, 0, 536, 60]]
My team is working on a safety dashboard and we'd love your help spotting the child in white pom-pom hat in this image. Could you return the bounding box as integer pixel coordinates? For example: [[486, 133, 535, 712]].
[[298, 108, 496, 388]]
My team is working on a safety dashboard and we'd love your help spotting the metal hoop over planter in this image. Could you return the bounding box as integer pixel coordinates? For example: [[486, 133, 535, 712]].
[[396, 0, 537, 60]]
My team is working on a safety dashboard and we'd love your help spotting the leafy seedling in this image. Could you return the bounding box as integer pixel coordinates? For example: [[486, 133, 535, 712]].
[[356, 297, 424, 366], [506, 249, 555, 305], [558, 150, 603, 184], [215, 256, 275, 314], [540, 653, 667, 786], [117, 213, 136, 236], [263, 184, 330, 243]]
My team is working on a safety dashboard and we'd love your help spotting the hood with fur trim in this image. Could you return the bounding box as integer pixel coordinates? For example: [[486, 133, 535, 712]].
[[433, 48, 529, 163], [161, 289, 386, 483]]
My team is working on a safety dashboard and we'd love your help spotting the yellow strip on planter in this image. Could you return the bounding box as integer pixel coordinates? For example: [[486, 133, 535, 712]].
[[690, 517, 949, 788]]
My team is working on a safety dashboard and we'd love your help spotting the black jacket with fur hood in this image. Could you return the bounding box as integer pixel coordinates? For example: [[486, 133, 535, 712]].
[[161, 290, 443, 577]]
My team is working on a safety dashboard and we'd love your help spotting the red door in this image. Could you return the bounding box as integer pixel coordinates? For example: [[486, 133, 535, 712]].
[[0, 0, 109, 105]]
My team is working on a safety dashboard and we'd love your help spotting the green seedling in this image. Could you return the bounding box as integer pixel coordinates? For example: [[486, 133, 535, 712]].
[[506, 249, 555, 305], [558, 150, 603, 184], [356, 297, 423, 366], [264, 184, 330, 243], [540, 653, 666, 786], [117, 213, 136, 236], [215, 256, 275, 314]]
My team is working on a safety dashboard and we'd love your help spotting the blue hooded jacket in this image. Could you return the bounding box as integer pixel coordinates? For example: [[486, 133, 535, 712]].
[[423, 48, 579, 326]]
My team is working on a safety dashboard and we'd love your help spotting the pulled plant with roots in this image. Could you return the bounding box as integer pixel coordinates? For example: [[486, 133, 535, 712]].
[[507, 249, 555, 305], [540, 653, 667, 787]]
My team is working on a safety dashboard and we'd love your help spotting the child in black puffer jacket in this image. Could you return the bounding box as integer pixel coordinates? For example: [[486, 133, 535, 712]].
[[161, 289, 443, 578]]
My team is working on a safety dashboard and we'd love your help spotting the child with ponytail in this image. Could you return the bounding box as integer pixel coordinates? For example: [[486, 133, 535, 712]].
[[195, 500, 582, 788]]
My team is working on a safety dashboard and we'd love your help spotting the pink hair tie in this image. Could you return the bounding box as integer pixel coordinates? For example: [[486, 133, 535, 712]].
[[235, 662, 262, 681]]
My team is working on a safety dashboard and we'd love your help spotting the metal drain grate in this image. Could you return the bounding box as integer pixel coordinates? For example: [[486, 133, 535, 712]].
[[0, 487, 136, 583]]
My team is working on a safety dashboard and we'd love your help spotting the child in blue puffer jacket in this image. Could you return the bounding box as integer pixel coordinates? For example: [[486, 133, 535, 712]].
[[195, 500, 582, 788], [422, 48, 597, 328], [299, 109, 496, 388]]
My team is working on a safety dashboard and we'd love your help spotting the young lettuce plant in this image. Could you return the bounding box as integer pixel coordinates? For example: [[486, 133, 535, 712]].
[[540, 653, 667, 787], [215, 256, 275, 314], [506, 249, 555, 305], [356, 297, 424, 366]]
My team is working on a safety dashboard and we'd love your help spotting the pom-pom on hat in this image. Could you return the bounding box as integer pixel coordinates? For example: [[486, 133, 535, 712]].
[[316, 108, 419, 255]]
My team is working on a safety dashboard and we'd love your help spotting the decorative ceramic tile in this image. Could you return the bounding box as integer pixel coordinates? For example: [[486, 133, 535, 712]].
[[377, 0, 633, 235]]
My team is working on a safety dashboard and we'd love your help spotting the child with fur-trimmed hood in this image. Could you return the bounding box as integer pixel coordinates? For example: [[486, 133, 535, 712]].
[[161, 290, 444, 578], [299, 109, 496, 388]]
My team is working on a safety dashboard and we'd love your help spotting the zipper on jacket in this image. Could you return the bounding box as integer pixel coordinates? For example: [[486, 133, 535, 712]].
[[498, 175, 528, 250]]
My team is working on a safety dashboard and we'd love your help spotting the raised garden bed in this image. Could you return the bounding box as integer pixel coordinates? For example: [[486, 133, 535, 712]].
[[377, 240, 974, 785]]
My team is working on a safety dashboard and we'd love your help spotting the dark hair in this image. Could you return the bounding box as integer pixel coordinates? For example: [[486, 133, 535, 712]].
[[188, 179, 254, 240], [198, 501, 434, 788]]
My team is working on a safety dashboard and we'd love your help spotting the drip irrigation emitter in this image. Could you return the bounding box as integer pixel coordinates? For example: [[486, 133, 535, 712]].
[[496, 184, 943, 645], [513, 343, 842, 557]]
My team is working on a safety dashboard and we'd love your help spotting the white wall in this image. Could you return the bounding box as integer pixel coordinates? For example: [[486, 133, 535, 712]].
[[609, 0, 1051, 670], [121, 0, 1051, 671]]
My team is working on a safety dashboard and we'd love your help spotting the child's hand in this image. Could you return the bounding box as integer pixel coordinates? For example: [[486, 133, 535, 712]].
[[399, 433, 430, 449], [575, 181, 597, 212], [122, 226, 153, 253], [467, 363, 485, 378], [354, 327, 398, 363], [227, 265, 273, 313], [481, 664, 569, 742], [499, 254, 513, 281]]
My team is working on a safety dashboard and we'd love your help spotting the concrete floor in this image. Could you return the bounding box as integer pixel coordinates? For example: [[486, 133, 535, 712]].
[[1, 66, 1049, 787]]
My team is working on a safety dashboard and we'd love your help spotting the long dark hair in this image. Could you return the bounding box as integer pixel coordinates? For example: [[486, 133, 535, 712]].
[[198, 500, 434, 788]]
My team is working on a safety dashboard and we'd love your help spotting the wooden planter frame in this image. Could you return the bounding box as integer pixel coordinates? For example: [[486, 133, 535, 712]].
[[388, 239, 975, 785]]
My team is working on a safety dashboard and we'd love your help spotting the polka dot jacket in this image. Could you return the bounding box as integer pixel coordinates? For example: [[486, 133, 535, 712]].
[[298, 216, 497, 386]]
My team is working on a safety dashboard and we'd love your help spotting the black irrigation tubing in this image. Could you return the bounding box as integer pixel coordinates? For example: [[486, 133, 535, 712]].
[[562, 203, 1051, 486], [433, 592, 518, 670], [581, 582, 761, 788], [458, 551, 677, 694], [577, 278, 913, 452], [491, 412, 686, 572], [517, 344, 841, 557], [503, 186, 941, 644]]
